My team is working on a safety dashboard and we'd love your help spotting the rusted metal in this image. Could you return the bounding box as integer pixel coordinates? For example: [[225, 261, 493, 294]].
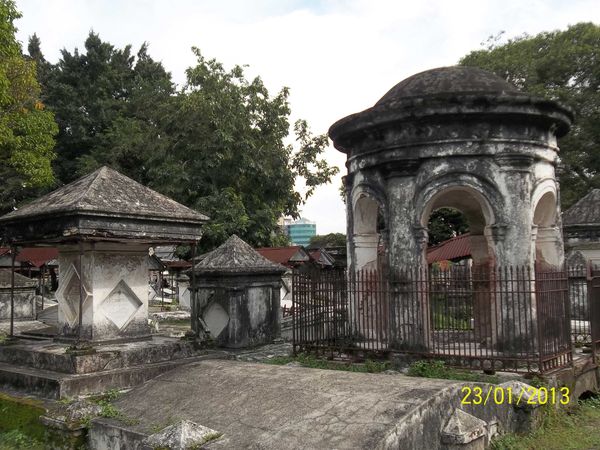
[[77, 241, 84, 343], [293, 265, 575, 373], [9, 246, 16, 337], [588, 263, 600, 358]]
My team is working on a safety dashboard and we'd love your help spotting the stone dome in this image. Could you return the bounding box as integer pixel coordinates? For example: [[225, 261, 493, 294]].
[[376, 66, 522, 105], [329, 65, 573, 149]]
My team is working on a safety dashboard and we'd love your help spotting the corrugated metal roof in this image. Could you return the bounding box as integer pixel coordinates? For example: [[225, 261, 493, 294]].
[[15, 247, 59, 268], [255, 246, 310, 267], [426, 233, 471, 264]]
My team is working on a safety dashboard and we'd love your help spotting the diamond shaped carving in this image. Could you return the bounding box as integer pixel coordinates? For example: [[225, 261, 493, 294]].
[[100, 280, 143, 330], [55, 263, 92, 327], [203, 302, 229, 338]]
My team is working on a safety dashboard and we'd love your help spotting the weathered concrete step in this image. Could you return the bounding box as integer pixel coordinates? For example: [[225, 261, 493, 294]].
[[0, 353, 228, 400], [0, 336, 211, 374]]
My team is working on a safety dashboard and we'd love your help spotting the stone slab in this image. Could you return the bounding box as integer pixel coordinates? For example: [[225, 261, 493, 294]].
[[97, 360, 468, 449]]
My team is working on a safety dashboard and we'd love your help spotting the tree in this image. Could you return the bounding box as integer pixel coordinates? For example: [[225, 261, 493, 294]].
[[32, 38, 338, 251], [153, 48, 338, 250], [460, 23, 600, 208], [0, 0, 57, 214], [309, 233, 347, 248], [33, 32, 173, 184], [427, 208, 469, 246]]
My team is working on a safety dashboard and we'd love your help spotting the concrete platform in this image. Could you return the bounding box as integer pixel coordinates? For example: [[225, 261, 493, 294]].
[[0, 337, 229, 399], [89, 360, 532, 449]]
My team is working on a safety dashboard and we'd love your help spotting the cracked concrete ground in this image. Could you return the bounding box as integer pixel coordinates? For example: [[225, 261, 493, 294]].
[[108, 359, 464, 449]]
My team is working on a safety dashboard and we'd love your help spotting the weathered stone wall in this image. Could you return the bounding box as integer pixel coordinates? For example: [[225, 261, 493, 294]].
[[0, 288, 36, 320], [194, 276, 281, 348], [56, 243, 149, 342]]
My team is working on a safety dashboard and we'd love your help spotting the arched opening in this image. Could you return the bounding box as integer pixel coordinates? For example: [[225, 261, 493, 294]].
[[352, 193, 385, 272], [421, 186, 495, 269], [421, 186, 496, 347], [532, 190, 561, 268], [351, 192, 388, 347]]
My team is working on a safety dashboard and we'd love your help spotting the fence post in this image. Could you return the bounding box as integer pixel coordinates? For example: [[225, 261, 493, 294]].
[[588, 261, 599, 361]]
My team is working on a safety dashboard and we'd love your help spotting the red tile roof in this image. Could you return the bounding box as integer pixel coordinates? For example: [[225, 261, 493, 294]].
[[426, 234, 471, 264], [0, 247, 10, 257], [256, 246, 309, 267], [15, 247, 59, 268]]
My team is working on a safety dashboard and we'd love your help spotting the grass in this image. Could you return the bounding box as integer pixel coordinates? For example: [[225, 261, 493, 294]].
[[87, 389, 138, 425], [0, 393, 46, 449], [491, 396, 600, 450], [265, 353, 392, 373], [432, 312, 471, 330], [407, 360, 500, 384], [158, 318, 191, 327]]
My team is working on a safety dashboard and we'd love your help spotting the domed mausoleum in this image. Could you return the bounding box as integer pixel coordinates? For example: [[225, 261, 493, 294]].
[[329, 66, 572, 350], [330, 66, 572, 272]]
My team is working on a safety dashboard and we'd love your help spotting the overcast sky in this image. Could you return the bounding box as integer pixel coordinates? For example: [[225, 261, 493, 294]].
[[13, 0, 600, 234]]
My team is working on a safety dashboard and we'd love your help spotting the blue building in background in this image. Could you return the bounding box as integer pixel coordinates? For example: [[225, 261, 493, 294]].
[[285, 218, 316, 246]]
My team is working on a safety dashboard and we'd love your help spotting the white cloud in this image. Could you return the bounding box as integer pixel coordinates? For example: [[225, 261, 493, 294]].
[[14, 0, 600, 234]]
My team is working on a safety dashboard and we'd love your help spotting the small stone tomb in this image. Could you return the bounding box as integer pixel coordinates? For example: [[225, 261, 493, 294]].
[[0, 269, 37, 321], [191, 235, 286, 348], [0, 166, 208, 343]]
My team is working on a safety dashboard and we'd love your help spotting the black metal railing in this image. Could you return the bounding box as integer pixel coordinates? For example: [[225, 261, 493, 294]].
[[292, 265, 576, 373]]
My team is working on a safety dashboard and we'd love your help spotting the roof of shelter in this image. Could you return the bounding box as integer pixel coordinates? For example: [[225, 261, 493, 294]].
[[563, 189, 600, 226], [193, 235, 286, 275]]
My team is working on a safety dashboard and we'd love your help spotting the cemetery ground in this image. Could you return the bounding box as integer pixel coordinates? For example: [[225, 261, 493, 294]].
[[0, 347, 599, 449]]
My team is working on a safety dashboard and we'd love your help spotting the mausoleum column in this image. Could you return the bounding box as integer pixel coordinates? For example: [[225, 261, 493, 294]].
[[534, 226, 564, 269], [492, 154, 536, 268], [352, 233, 379, 271], [386, 172, 430, 350]]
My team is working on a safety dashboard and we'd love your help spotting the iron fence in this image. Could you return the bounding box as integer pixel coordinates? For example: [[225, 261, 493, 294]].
[[292, 265, 575, 373]]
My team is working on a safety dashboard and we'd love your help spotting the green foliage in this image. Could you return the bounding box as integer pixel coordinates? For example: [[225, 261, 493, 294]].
[[0, 393, 46, 447], [309, 232, 347, 248], [0, 0, 57, 214], [32, 35, 337, 251], [0, 429, 43, 449], [407, 360, 499, 383], [460, 23, 600, 209], [491, 396, 600, 449], [266, 353, 391, 373], [427, 207, 469, 246]]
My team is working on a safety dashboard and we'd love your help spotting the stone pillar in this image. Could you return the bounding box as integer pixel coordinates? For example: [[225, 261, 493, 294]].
[[353, 233, 379, 271], [491, 154, 537, 353], [535, 226, 564, 269], [386, 173, 430, 350], [55, 242, 150, 343]]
